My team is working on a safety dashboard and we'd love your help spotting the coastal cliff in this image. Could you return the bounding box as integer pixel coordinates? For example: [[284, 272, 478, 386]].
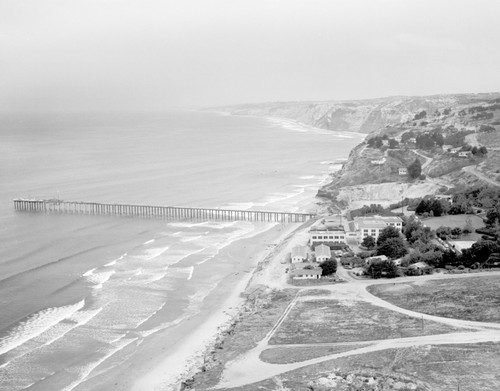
[[219, 92, 500, 203], [219, 93, 500, 134]]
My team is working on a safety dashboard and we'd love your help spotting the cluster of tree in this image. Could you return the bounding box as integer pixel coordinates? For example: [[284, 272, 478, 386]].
[[366, 135, 399, 149], [414, 131, 445, 150], [413, 111, 427, 120], [376, 226, 408, 259], [403, 216, 434, 243], [366, 259, 399, 279], [479, 124, 496, 133], [451, 186, 499, 209], [319, 259, 337, 276], [486, 206, 500, 228], [407, 158, 422, 179], [435, 225, 471, 240], [348, 204, 394, 219], [470, 146, 488, 156], [444, 131, 469, 147], [415, 197, 447, 216]]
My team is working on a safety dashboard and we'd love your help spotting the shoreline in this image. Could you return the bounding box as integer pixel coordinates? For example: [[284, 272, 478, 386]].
[[95, 113, 356, 391]]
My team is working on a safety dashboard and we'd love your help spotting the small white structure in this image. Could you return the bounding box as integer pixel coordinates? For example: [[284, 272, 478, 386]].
[[315, 244, 332, 263], [371, 158, 386, 165], [398, 167, 407, 175], [365, 255, 388, 265], [458, 151, 471, 158], [310, 226, 346, 245], [382, 139, 389, 146], [291, 246, 307, 263], [442, 144, 453, 152], [408, 137, 417, 143], [291, 268, 322, 280], [450, 147, 461, 153]]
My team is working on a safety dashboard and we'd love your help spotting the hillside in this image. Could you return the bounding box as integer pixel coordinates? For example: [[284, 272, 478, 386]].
[[217, 93, 500, 204], [218, 93, 500, 134]]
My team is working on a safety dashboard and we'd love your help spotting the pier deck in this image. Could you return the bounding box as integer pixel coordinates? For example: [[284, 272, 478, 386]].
[[13, 199, 315, 223]]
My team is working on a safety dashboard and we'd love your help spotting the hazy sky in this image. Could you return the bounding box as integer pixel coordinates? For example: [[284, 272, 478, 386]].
[[1, 0, 500, 111]]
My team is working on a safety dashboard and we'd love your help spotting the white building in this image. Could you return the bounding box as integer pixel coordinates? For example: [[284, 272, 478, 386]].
[[310, 226, 346, 245], [398, 167, 407, 175], [291, 268, 322, 280], [365, 255, 388, 265], [371, 158, 386, 165], [458, 151, 471, 158], [354, 215, 404, 240], [291, 245, 307, 263], [357, 220, 387, 240], [315, 244, 332, 263]]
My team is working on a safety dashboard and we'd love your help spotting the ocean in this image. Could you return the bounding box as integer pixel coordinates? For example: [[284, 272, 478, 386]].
[[0, 110, 363, 390]]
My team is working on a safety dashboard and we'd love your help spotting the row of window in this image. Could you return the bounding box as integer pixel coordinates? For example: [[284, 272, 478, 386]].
[[311, 235, 345, 240]]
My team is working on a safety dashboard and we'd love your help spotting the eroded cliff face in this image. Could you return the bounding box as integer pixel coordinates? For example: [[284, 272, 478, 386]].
[[221, 94, 499, 134], [217, 93, 500, 203]]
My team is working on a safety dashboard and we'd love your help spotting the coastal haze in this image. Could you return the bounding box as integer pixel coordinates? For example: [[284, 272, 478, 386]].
[[2, 0, 500, 390]]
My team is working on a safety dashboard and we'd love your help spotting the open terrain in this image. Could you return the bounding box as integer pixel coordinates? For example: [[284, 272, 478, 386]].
[[368, 276, 500, 323], [190, 268, 500, 391]]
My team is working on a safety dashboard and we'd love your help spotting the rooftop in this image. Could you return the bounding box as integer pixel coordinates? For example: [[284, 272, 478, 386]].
[[291, 245, 307, 258], [291, 268, 322, 276], [315, 244, 331, 257]]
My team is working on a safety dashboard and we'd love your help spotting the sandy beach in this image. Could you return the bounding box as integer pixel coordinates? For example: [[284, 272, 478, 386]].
[[76, 220, 311, 391]]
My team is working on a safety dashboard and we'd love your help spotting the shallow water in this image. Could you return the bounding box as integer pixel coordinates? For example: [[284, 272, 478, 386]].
[[0, 110, 363, 390]]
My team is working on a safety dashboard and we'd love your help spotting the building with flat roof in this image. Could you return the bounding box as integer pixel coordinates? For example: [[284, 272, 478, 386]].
[[353, 216, 403, 239], [310, 226, 346, 245], [291, 267, 322, 280]]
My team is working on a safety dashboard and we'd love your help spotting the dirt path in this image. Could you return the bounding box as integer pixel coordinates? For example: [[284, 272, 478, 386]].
[[463, 165, 500, 187], [412, 149, 433, 174], [213, 268, 500, 389]]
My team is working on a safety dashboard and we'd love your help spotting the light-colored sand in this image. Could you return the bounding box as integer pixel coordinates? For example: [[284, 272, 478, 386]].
[[120, 222, 307, 391]]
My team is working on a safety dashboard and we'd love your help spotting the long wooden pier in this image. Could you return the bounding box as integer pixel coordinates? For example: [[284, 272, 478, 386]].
[[13, 199, 315, 223]]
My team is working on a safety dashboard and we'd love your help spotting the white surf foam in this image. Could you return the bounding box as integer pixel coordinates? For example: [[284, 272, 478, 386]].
[[60, 337, 139, 391], [0, 300, 85, 356], [86, 270, 115, 290]]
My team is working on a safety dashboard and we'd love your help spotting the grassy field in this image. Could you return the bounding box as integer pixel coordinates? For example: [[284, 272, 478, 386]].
[[234, 343, 500, 391], [368, 276, 500, 322], [269, 299, 459, 345], [422, 214, 484, 230], [422, 214, 484, 240]]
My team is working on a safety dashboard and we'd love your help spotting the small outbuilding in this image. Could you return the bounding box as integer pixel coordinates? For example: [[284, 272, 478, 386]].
[[315, 244, 332, 263], [291, 245, 307, 263], [291, 268, 322, 280]]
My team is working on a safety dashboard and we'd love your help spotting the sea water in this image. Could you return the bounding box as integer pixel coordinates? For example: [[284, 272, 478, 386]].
[[0, 110, 363, 390]]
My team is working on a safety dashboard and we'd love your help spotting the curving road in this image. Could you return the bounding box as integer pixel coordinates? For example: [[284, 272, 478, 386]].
[[214, 267, 500, 389]]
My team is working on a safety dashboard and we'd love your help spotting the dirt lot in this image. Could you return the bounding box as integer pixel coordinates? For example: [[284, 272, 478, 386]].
[[269, 299, 460, 345], [368, 276, 500, 322]]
